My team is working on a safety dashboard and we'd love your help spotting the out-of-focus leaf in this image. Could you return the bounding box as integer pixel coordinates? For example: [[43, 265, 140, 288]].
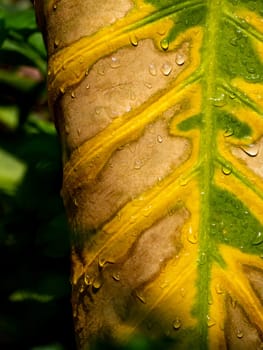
[[1, 38, 46, 73], [9, 290, 54, 303], [4, 7, 37, 33], [0, 17, 6, 46], [28, 32, 46, 58], [0, 148, 26, 194], [0, 68, 38, 92], [0, 105, 19, 129], [31, 343, 65, 350]]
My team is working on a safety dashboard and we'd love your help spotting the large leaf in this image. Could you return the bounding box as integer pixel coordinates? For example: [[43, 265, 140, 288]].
[[41, 0, 263, 348]]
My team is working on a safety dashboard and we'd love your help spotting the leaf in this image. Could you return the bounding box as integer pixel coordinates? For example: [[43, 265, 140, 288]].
[[45, 0, 263, 348], [0, 147, 26, 195]]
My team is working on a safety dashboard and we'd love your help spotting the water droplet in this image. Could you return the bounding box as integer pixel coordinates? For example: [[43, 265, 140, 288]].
[[212, 93, 226, 107], [161, 62, 172, 76], [84, 273, 92, 286], [73, 198, 78, 207], [215, 283, 224, 294], [224, 128, 234, 137], [136, 292, 146, 304], [160, 281, 169, 289], [71, 91, 76, 98], [112, 272, 120, 281], [236, 328, 243, 339], [130, 34, 138, 46], [175, 53, 185, 66], [110, 56, 120, 68], [252, 231, 263, 245], [65, 124, 70, 134], [53, 4, 57, 10], [54, 38, 59, 48], [160, 38, 169, 50], [207, 315, 216, 327], [157, 135, 163, 143], [240, 143, 259, 157], [144, 82, 152, 89], [85, 69, 89, 76], [199, 252, 207, 265], [86, 84, 90, 89], [59, 86, 65, 95], [222, 164, 232, 175], [92, 277, 102, 290], [134, 159, 144, 169], [149, 63, 157, 76], [143, 205, 152, 217], [187, 226, 198, 244], [97, 64, 105, 75], [172, 318, 181, 330]]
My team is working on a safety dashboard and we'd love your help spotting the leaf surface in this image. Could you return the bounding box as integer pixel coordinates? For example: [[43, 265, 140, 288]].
[[45, 0, 263, 348]]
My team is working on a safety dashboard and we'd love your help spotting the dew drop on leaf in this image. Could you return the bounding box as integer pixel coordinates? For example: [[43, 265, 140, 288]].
[[134, 159, 144, 169], [144, 82, 152, 89], [54, 38, 59, 48], [221, 164, 232, 175], [172, 318, 181, 330], [157, 135, 163, 143], [187, 226, 198, 244], [207, 315, 216, 327], [84, 274, 92, 286], [160, 38, 169, 50], [136, 292, 146, 304], [236, 328, 244, 339], [92, 276, 102, 290], [130, 34, 138, 46], [161, 62, 172, 76], [112, 272, 120, 281], [148, 63, 157, 76], [212, 93, 226, 107], [110, 56, 120, 68], [252, 231, 263, 245], [224, 128, 234, 137], [240, 143, 259, 157], [175, 53, 185, 66]]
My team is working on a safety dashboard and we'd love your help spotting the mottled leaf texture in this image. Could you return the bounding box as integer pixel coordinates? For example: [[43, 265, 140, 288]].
[[35, 0, 263, 349]]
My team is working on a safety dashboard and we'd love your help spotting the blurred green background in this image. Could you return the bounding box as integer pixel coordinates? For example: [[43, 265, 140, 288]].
[[0, 1, 75, 349]]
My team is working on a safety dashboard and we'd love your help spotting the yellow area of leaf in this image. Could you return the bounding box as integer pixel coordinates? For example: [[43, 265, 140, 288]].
[[232, 78, 263, 110], [235, 8, 263, 34]]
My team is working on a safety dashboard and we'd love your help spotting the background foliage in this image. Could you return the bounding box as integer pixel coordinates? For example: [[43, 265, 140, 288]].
[[0, 1, 75, 349]]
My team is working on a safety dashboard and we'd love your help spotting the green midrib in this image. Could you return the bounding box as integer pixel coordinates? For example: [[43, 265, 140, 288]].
[[196, 0, 221, 348]]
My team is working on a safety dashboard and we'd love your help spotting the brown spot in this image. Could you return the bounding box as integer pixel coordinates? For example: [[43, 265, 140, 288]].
[[118, 207, 189, 288], [73, 117, 191, 230], [225, 295, 263, 349], [62, 39, 189, 151], [243, 265, 263, 305], [47, 0, 133, 55]]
